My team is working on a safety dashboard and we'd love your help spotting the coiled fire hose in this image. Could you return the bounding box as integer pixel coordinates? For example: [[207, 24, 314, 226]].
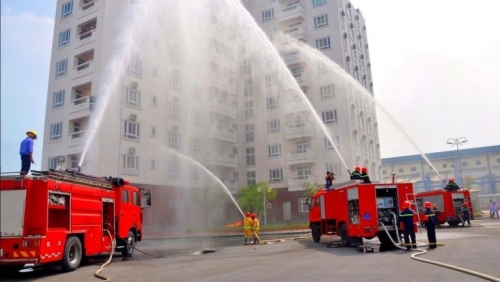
[[94, 229, 115, 281]]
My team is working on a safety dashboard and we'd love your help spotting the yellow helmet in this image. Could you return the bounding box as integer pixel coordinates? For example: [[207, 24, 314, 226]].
[[26, 130, 38, 139]]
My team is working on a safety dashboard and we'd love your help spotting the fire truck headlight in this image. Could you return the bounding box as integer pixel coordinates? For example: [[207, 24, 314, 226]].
[[23, 240, 40, 248]]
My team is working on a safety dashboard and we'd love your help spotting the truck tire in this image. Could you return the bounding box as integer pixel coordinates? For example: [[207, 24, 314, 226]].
[[447, 221, 459, 227], [62, 236, 82, 272], [121, 230, 136, 257], [339, 224, 350, 247], [311, 223, 321, 243]]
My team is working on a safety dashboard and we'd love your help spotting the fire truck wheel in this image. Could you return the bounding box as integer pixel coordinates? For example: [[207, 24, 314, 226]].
[[339, 224, 350, 247], [121, 230, 136, 257], [311, 223, 321, 243], [62, 236, 82, 272], [447, 221, 459, 227]]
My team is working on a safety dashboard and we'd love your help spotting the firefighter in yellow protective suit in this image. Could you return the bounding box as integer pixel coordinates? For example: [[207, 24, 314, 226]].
[[244, 212, 253, 245], [251, 214, 260, 245]]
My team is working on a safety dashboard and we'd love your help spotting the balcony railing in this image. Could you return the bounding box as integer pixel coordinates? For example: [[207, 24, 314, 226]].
[[74, 60, 94, 78], [212, 74, 236, 94], [293, 71, 311, 88], [288, 175, 316, 190], [282, 25, 307, 41], [70, 95, 96, 113], [79, 0, 97, 18], [278, 4, 305, 22], [77, 28, 96, 46], [211, 99, 237, 119], [283, 50, 306, 65], [206, 152, 238, 168], [207, 124, 237, 143], [286, 149, 316, 165], [223, 179, 239, 190], [285, 122, 315, 139], [69, 131, 85, 146]]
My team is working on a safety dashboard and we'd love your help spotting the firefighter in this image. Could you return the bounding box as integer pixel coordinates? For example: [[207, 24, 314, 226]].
[[251, 214, 260, 245], [424, 201, 437, 249], [20, 130, 37, 175], [444, 178, 460, 192], [360, 167, 372, 184], [350, 166, 362, 181], [432, 203, 441, 228], [398, 201, 417, 251], [461, 202, 471, 227], [243, 212, 253, 245]]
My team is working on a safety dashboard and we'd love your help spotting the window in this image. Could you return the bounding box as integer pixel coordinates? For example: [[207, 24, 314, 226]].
[[322, 110, 338, 124], [150, 158, 156, 170], [324, 136, 339, 150], [169, 102, 181, 120], [125, 87, 141, 108], [411, 167, 417, 172], [299, 198, 309, 212], [150, 126, 156, 138], [151, 95, 157, 107], [443, 164, 448, 168], [267, 119, 280, 133], [268, 144, 282, 158], [247, 171, 256, 185], [50, 122, 62, 141], [349, 27, 354, 39], [266, 96, 278, 109], [351, 48, 357, 62], [269, 169, 283, 182], [169, 45, 181, 62], [314, 14, 328, 29], [361, 138, 367, 155], [367, 121, 372, 135], [355, 18, 360, 30], [316, 37, 331, 50], [312, 0, 326, 7], [61, 1, 73, 19], [475, 160, 482, 165], [124, 120, 140, 140], [346, 7, 352, 19], [265, 73, 276, 85], [122, 190, 129, 203], [192, 111, 201, 125], [296, 139, 310, 153], [320, 84, 335, 99], [170, 70, 181, 90], [353, 132, 358, 152], [266, 29, 275, 41], [345, 57, 351, 73], [122, 155, 139, 175], [369, 142, 374, 157], [169, 131, 180, 148], [246, 147, 255, 166], [245, 101, 254, 119], [168, 158, 180, 178], [358, 112, 364, 130], [398, 168, 404, 173], [318, 62, 331, 74], [324, 137, 334, 150], [127, 58, 142, 77], [343, 36, 347, 51], [462, 161, 468, 167], [245, 124, 254, 142], [243, 60, 252, 75], [188, 136, 200, 151], [244, 79, 253, 96], [58, 29, 71, 47], [53, 90, 65, 108], [262, 9, 274, 22], [48, 157, 58, 170], [55, 58, 68, 78]]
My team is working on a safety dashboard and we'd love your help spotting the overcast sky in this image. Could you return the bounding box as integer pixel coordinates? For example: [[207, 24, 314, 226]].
[[1, 0, 499, 172]]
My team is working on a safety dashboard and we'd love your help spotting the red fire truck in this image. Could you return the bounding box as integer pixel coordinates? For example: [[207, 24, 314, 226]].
[[308, 181, 416, 248], [415, 189, 473, 227], [0, 169, 151, 273]]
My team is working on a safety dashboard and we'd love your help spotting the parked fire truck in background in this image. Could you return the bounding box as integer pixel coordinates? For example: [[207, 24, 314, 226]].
[[415, 189, 473, 226], [308, 181, 416, 248], [0, 169, 151, 273]]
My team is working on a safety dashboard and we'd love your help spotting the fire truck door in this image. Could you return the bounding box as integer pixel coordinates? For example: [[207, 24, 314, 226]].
[[320, 195, 325, 219], [102, 199, 114, 252]]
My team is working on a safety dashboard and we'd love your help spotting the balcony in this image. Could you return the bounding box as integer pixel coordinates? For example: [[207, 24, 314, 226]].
[[207, 124, 237, 143], [68, 131, 85, 147], [206, 152, 238, 168], [223, 179, 239, 191], [294, 71, 311, 89], [284, 97, 309, 114], [282, 25, 307, 41], [211, 99, 237, 119], [79, 0, 98, 18], [288, 175, 316, 191], [278, 4, 305, 22], [74, 60, 94, 78], [286, 149, 316, 165], [211, 74, 237, 95], [285, 122, 315, 139], [77, 19, 97, 47], [70, 95, 96, 114], [283, 50, 306, 66]]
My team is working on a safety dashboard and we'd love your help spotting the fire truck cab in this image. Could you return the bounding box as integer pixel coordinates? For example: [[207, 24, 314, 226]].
[[415, 189, 473, 227], [0, 169, 151, 273], [308, 181, 415, 248]]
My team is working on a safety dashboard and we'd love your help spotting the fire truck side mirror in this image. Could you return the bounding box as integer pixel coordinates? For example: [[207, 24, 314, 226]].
[[142, 190, 152, 208]]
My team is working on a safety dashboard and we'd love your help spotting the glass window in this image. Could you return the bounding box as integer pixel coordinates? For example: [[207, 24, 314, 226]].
[[267, 119, 280, 133], [61, 0, 73, 19], [246, 147, 255, 166], [245, 101, 254, 119], [48, 157, 58, 170], [150, 158, 156, 170], [268, 144, 282, 158], [299, 198, 310, 212], [320, 84, 335, 99], [312, 0, 326, 7], [262, 9, 274, 22], [245, 124, 254, 142], [169, 70, 181, 90], [475, 160, 481, 165], [244, 79, 253, 96], [168, 158, 180, 177], [243, 60, 252, 75], [191, 137, 201, 151], [169, 102, 181, 120], [169, 131, 180, 148], [314, 14, 328, 29], [316, 37, 331, 50], [133, 192, 140, 206], [324, 137, 334, 150], [322, 110, 338, 124], [53, 90, 65, 108], [55, 58, 68, 78], [58, 29, 71, 47], [269, 169, 283, 182], [50, 122, 63, 141], [127, 58, 142, 77], [266, 96, 279, 109], [247, 171, 256, 185], [265, 73, 276, 85], [124, 120, 140, 140], [122, 190, 128, 203], [125, 87, 141, 108]]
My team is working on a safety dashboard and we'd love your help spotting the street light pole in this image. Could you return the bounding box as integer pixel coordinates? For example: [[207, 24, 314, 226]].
[[447, 137, 468, 187]]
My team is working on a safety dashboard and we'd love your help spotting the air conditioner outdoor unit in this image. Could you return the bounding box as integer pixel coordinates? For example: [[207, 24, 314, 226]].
[[130, 114, 138, 121], [173, 125, 179, 132], [128, 147, 136, 154], [131, 81, 138, 88], [173, 97, 179, 103]]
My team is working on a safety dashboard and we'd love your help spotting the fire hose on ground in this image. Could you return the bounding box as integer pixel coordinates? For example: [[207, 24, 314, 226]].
[[94, 229, 115, 281]]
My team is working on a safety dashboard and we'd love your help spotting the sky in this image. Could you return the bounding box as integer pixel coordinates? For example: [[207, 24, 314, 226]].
[[1, 0, 499, 172]]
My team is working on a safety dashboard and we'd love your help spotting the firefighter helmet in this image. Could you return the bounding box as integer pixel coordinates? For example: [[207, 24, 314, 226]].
[[354, 166, 361, 172], [246, 212, 251, 217], [361, 167, 368, 174], [449, 178, 455, 182], [251, 214, 256, 219], [26, 130, 38, 139], [463, 202, 469, 207], [424, 201, 432, 209], [402, 201, 411, 209]]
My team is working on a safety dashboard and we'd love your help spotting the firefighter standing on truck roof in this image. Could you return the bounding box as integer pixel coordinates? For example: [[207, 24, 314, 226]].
[[424, 202, 437, 249], [20, 130, 37, 175], [360, 167, 372, 184], [444, 178, 460, 192], [398, 201, 417, 251], [244, 212, 253, 245], [350, 166, 362, 180], [251, 214, 260, 245], [461, 202, 471, 227]]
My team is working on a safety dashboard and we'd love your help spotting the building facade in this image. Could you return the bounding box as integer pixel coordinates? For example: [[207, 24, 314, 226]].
[[42, 0, 379, 225], [381, 145, 500, 195]]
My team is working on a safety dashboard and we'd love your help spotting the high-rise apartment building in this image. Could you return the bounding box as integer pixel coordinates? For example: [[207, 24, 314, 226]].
[[42, 0, 379, 224]]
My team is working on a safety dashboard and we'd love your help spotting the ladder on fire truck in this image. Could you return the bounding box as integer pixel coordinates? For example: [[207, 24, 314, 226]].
[[406, 193, 422, 232], [32, 170, 114, 190]]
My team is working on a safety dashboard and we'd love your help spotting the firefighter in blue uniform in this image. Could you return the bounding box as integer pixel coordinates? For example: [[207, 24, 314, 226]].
[[423, 201, 437, 249], [444, 178, 460, 192], [350, 166, 362, 180], [461, 202, 471, 227], [398, 201, 417, 251], [360, 167, 372, 184]]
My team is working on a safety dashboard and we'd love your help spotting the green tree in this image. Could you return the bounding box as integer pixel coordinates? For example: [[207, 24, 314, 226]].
[[191, 184, 227, 229], [302, 181, 321, 197], [237, 181, 277, 217], [463, 176, 476, 190]]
